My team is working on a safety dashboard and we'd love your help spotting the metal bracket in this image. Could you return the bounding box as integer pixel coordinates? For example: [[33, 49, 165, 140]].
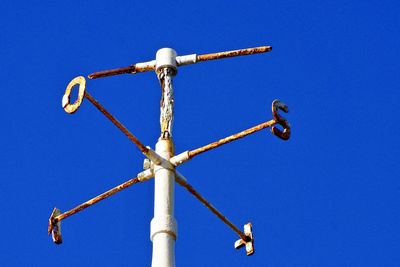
[[48, 207, 62, 244], [234, 223, 254, 256]]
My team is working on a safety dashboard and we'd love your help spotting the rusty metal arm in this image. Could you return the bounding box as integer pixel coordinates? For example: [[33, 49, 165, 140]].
[[84, 91, 149, 152], [189, 119, 277, 158], [62, 76, 163, 164], [170, 120, 276, 165], [175, 171, 254, 255], [196, 45, 271, 62], [88, 45, 272, 80], [48, 169, 154, 244], [170, 100, 291, 166], [88, 60, 156, 79]]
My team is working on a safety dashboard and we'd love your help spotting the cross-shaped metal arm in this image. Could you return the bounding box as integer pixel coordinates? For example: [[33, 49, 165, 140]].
[[56, 75, 290, 252], [51, 45, 291, 260]]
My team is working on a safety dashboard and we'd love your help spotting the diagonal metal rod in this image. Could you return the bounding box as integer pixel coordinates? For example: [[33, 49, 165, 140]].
[[189, 119, 277, 158], [48, 169, 153, 244], [88, 45, 272, 79], [52, 176, 141, 223], [84, 91, 149, 154], [175, 172, 248, 241]]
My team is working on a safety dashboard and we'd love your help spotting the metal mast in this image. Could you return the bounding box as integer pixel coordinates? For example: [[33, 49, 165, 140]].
[[48, 45, 291, 267], [151, 48, 178, 267]]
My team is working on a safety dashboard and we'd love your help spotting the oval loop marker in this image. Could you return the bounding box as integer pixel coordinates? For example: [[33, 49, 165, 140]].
[[62, 76, 86, 114]]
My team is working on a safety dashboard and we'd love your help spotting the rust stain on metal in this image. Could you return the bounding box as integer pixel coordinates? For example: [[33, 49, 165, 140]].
[[197, 46, 272, 62], [88, 61, 155, 79], [83, 91, 149, 153], [58, 177, 140, 221], [188, 99, 291, 159], [188, 119, 277, 158], [87, 45, 271, 79], [88, 65, 137, 79], [175, 174, 248, 242], [48, 177, 141, 244]]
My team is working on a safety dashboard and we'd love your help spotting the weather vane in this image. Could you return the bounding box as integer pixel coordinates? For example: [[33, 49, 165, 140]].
[[48, 45, 291, 267]]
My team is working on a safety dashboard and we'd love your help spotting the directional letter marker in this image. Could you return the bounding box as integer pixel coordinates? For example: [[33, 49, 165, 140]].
[[49, 45, 291, 267]]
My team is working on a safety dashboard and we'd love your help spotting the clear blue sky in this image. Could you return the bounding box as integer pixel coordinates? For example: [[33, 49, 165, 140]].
[[1, 0, 399, 266]]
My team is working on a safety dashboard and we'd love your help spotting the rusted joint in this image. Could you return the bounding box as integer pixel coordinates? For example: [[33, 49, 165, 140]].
[[271, 100, 291, 140], [234, 223, 254, 256], [143, 147, 163, 166], [62, 76, 86, 114], [48, 208, 62, 244]]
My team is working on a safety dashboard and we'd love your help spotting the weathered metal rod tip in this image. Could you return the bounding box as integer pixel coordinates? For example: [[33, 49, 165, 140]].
[[88, 65, 137, 79], [234, 223, 254, 256], [48, 208, 63, 244], [197, 45, 272, 62]]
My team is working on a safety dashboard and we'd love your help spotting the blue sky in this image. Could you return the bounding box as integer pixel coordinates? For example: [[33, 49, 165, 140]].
[[1, 0, 399, 266]]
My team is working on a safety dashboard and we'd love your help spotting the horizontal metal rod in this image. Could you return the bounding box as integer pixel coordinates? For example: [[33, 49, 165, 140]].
[[175, 172, 248, 241], [84, 91, 149, 154], [88, 60, 156, 79], [87, 45, 272, 79], [197, 45, 272, 62], [88, 65, 136, 79], [54, 177, 141, 223], [188, 119, 276, 159]]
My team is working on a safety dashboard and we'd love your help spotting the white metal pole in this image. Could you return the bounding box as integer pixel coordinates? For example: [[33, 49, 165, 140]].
[[151, 48, 178, 267]]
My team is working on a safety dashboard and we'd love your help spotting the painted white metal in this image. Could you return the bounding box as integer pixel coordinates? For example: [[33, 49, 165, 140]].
[[176, 54, 197, 66], [137, 169, 154, 182], [151, 138, 177, 267], [133, 52, 197, 73], [135, 60, 156, 71], [151, 48, 178, 267], [125, 52, 199, 75], [169, 151, 190, 166], [156, 48, 178, 73], [144, 147, 163, 165]]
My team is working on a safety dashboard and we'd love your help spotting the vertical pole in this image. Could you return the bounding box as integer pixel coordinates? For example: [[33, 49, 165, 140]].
[[151, 48, 178, 267]]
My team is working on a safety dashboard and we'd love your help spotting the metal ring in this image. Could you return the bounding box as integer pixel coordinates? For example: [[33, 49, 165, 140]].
[[62, 76, 86, 114]]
